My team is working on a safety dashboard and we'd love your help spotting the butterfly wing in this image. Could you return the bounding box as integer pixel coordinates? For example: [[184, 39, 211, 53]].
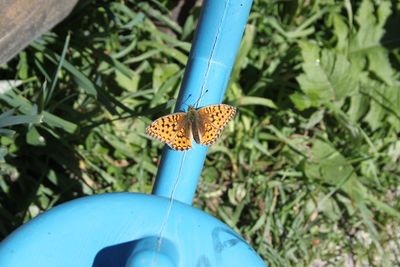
[[168, 124, 193, 150], [195, 104, 236, 145], [145, 112, 192, 150]]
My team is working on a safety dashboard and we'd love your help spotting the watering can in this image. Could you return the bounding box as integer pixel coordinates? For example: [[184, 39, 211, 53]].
[[0, 0, 266, 266]]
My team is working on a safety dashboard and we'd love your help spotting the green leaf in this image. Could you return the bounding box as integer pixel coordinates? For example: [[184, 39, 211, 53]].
[[235, 96, 277, 109], [0, 108, 42, 129], [0, 115, 41, 128], [347, 90, 370, 123], [296, 41, 359, 107], [332, 14, 349, 52], [61, 59, 98, 97], [362, 81, 400, 130], [289, 92, 312, 111], [302, 109, 324, 129], [46, 33, 71, 106], [350, 0, 394, 85], [138, 2, 182, 34], [0, 129, 15, 138], [31, 42, 98, 97], [0, 90, 78, 133], [26, 127, 46, 146], [231, 24, 255, 83], [304, 139, 366, 202], [140, 41, 188, 65], [42, 112, 78, 134], [152, 63, 180, 92], [115, 70, 140, 92]]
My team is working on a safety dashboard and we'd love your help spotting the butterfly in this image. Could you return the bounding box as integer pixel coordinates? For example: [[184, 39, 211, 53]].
[[146, 104, 236, 151]]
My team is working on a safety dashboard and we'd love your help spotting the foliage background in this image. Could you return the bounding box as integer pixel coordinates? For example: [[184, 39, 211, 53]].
[[1, 0, 400, 266]]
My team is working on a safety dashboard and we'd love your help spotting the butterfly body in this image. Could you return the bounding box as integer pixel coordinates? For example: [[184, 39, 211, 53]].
[[146, 104, 236, 151], [187, 105, 204, 144]]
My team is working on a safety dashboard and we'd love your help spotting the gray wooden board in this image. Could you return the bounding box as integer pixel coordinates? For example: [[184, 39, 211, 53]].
[[0, 0, 78, 64]]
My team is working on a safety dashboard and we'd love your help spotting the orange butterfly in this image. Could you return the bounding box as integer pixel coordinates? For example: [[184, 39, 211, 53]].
[[146, 104, 236, 150]]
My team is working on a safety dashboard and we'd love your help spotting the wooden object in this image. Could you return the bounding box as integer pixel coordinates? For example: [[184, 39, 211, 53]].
[[0, 0, 78, 64]]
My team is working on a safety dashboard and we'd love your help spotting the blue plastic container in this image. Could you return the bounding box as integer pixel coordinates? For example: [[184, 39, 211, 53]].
[[0, 193, 264, 266], [0, 0, 266, 266]]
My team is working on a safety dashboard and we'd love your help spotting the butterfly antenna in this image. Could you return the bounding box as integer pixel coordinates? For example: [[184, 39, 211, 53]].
[[193, 89, 208, 108], [179, 94, 192, 111]]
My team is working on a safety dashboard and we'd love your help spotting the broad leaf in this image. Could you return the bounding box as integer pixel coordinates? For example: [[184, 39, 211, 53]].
[[295, 41, 358, 107]]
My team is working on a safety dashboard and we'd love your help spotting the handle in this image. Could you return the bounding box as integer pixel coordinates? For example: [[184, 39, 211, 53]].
[[152, 0, 253, 204]]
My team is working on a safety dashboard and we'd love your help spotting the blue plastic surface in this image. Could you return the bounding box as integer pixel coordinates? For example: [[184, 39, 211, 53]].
[[153, 0, 253, 204], [0, 193, 265, 266]]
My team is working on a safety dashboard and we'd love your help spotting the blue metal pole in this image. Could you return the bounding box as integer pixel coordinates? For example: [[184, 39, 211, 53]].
[[152, 0, 253, 204]]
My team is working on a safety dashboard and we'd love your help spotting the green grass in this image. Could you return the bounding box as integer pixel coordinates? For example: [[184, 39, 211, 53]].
[[1, 0, 400, 266]]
